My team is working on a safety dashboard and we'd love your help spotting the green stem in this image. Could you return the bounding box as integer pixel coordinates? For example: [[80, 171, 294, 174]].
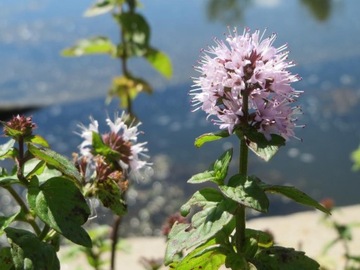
[[5, 186, 41, 235], [235, 139, 248, 254], [235, 89, 250, 254]]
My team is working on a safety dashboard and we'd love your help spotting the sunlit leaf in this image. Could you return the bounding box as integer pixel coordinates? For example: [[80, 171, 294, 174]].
[[261, 182, 330, 214], [220, 175, 269, 213], [165, 188, 236, 265], [0, 212, 20, 236], [0, 139, 15, 160], [84, 0, 119, 17], [27, 143, 82, 185], [145, 48, 172, 79], [195, 130, 230, 148], [25, 135, 49, 148], [188, 149, 232, 185], [5, 228, 60, 270], [62, 37, 116, 57], [28, 177, 92, 247], [351, 145, 360, 171]]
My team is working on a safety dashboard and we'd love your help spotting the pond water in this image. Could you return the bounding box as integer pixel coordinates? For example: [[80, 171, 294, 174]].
[[1, 0, 360, 235]]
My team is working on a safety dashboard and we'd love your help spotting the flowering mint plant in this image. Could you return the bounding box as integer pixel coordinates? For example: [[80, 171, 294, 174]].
[[0, 112, 149, 270], [165, 28, 329, 269]]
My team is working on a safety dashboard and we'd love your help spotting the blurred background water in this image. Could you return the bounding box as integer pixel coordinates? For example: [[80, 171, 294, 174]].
[[1, 0, 360, 235]]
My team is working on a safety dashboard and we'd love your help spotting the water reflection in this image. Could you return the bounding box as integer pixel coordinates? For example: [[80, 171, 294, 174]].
[[206, 0, 251, 24], [206, 0, 334, 24], [300, 0, 332, 21]]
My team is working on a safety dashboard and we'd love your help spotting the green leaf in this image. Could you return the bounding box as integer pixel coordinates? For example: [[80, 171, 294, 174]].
[[262, 183, 330, 214], [351, 145, 360, 171], [25, 135, 49, 148], [23, 159, 45, 179], [145, 47, 172, 79], [0, 247, 14, 270], [114, 12, 150, 56], [0, 139, 15, 160], [220, 175, 269, 213], [252, 246, 319, 270], [5, 227, 60, 270], [225, 251, 248, 270], [92, 132, 120, 160], [84, 0, 119, 17], [62, 37, 116, 57], [240, 130, 285, 162], [195, 130, 230, 148], [174, 240, 227, 270], [0, 175, 20, 187], [28, 177, 92, 247], [245, 228, 274, 248], [188, 149, 233, 185], [165, 188, 236, 265], [95, 179, 127, 216], [0, 212, 20, 236], [27, 143, 82, 185]]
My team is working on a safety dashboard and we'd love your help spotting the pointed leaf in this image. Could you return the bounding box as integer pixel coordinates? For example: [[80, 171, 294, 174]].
[[84, 0, 118, 17], [220, 175, 269, 213], [242, 131, 285, 162], [253, 246, 319, 269], [195, 130, 230, 148], [0, 212, 20, 236], [262, 184, 330, 214], [145, 48, 172, 79], [0, 139, 15, 160], [0, 176, 20, 187], [5, 227, 60, 270], [62, 37, 116, 57], [188, 149, 232, 185], [28, 177, 92, 247], [165, 188, 236, 264], [25, 135, 49, 148], [27, 143, 82, 184]]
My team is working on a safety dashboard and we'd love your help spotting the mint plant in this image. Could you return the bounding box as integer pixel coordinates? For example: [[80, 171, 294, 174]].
[[0, 113, 150, 270], [164, 28, 330, 270]]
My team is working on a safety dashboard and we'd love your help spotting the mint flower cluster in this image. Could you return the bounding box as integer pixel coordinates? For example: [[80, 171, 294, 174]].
[[77, 112, 150, 181], [191, 28, 302, 140]]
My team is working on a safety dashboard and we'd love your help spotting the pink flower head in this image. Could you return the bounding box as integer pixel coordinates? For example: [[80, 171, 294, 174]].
[[191, 28, 302, 140], [77, 112, 150, 180]]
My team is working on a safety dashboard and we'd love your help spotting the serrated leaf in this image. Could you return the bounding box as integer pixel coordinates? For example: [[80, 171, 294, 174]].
[[5, 227, 60, 270], [62, 37, 116, 57], [28, 177, 92, 247], [252, 246, 319, 269], [27, 143, 82, 184], [220, 174, 269, 213], [188, 149, 232, 185], [0, 247, 14, 270], [262, 184, 330, 214], [195, 130, 230, 148], [145, 47, 172, 79], [165, 188, 236, 265], [0, 139, 15, 160], [84, 0, 118, 17]]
